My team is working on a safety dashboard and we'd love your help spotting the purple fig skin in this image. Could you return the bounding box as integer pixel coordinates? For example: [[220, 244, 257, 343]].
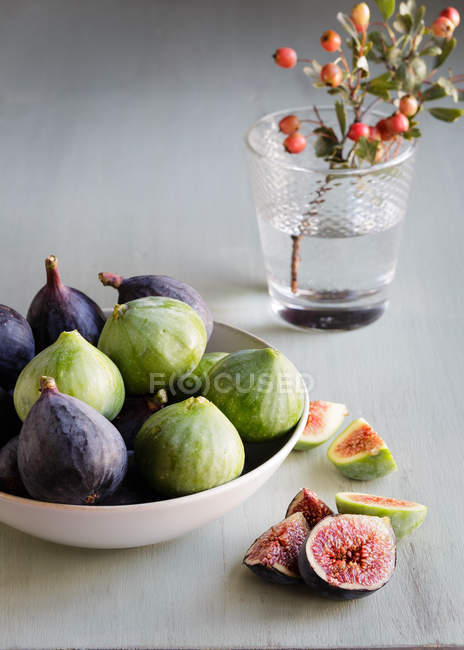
[[0, 305, 35, 390], [112, 390, 168, 450], [98, 451, 161, 505], [0, 437, 28, 497], [18, 377, 127, 505], [98, 272, 213, 339], [0, 387, 22, 446], [27, 256, 106, 352]]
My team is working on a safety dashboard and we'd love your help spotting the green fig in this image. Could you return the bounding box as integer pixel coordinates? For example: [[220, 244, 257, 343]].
[[203, 348, 305, 443], [14, 330, 124, 421], [173, 352, 229, 398], [135, 396, 244, 496], [98, 297, 207, 395]]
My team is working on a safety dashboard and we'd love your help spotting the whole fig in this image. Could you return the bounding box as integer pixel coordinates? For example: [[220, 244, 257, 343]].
[[18, 376, 127, 505], [28, 255, 105, 351], [0, 437, 28, 497], [0, 305, 35, 390], [98, 297, 206, 395], [112, 390, 168, 450], [99, 272, 213, 339], [14, 330, 125, 421]]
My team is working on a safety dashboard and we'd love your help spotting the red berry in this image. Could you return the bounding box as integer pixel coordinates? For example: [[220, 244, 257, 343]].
[[399, 95, 419, 118], [347, 122, 370, 141], [273, 47, 298, 69], [368, 125, 381, 141], [320, 30, 342, 52], [284, 132, 307, 154], [388, 112, 409, 134], [440, 7, 460, 27], [376, 118, 394, 141], [279, 115, 301, 135], [431, 15, 455, 38], [350, 3, 370, 32], [320, 63, 343, 87]]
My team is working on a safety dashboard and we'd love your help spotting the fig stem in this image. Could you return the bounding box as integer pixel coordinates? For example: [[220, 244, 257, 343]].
[[146, 389, 168, 411], [99, 272, 123, 289], [45, 255, 64, 290], [39, 376, 58, 393]]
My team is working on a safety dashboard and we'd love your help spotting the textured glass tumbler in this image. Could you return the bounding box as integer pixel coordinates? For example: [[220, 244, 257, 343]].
[[247, 107, 415, 330]]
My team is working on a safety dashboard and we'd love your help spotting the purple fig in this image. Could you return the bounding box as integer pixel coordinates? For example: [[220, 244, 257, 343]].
[[0, 436, 28, 497], [0, 305, 35, 390], [0, 387, 22, 446], [18, 376, 127, 505], [98, 272, 213, 339], [27, 256, 105, 352], [112, 389, 168, 450]]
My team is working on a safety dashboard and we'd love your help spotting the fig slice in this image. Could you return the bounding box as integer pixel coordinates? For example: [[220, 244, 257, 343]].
[[336, 492, 427, 540], [293, 401, 348, 450], [327, 418, 397, 480], [243, 512, 310, 584], [298, 514, 396, 599], [286, 488, 333, 528]]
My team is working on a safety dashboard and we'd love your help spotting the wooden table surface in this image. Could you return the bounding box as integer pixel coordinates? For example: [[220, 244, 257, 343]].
[[0, 0, 463, 647]]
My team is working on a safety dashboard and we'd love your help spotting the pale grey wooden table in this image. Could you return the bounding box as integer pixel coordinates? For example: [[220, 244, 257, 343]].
[[0, 1, 463, 648]]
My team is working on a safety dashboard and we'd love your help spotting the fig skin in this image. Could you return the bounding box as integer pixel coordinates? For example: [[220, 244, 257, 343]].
[[0, 305, 35, 391], [0, 437, 28, 497], [0, 387, 22, 447], [173, 352, 229, 399], [298, 514, 396, 600], [112, 390, 168, 450], [99, 451, 161, 505], [204, 348, 305, 443], [28, 255, 106, 352], [18, 376, 128, 505], [14, 330, 125, 422], [99, 272, 213, 340], [243, 512, 310, 584], [98, 297, 207, 395], [135, 396, 244, 497], [286, 488, 334, 528]]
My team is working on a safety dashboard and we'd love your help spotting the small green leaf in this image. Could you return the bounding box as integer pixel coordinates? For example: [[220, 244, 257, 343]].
[[403, 126, 422, 139], [421, 45, 442, 56], [385, 46, 404, 66], [375, 0, 395, 20], [355, 136, 380, 164], [421, 84, 447, 101], [459, 89, 464, 102], [314, 135, 338, 157], [369, 30, 387, 52], [435, 38, 456, 67], [393, 13, 412, 32], [335, 100, 347, 137], [427, 107, 463, 122], [438, 76, 459, 103], [336, 12, 360, 42]]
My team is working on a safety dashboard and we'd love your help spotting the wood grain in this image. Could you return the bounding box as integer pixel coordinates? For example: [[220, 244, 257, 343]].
[[0, 0, 463, 647]]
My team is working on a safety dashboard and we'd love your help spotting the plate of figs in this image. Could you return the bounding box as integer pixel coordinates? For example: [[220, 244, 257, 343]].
[[0, 257, 308, 548]]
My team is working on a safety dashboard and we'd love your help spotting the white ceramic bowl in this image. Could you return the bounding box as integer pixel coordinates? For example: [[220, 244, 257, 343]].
[[0, 322, 308, 549]]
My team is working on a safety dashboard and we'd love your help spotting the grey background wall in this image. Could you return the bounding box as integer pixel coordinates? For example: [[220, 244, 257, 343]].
[[0, 0, 461, 315]]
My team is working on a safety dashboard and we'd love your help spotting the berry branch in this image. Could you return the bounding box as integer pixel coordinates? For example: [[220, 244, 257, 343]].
[[272, 0, 463, 293]]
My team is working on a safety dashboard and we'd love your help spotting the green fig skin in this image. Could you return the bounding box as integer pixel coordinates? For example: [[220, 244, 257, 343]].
[[14, 330, 125, 422], [335, 492, 427, 539], [135, 396, 244, 497], [98, 297, 207, 395], [203, 348, 305, 443], [173, 352, 229, 398]]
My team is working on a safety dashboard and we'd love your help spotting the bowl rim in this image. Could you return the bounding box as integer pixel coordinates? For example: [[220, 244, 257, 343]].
[[0, 320, 309, 512]]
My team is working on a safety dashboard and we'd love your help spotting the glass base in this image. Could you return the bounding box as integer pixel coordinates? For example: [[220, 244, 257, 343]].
[[271, 296, 387, 331]]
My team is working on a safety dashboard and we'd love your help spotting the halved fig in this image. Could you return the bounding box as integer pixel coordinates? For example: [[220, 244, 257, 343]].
[[336, 492, 427, 540], [286, 488, 333, 528], [294, 401, 348, 450], [327, 418, 397, 480], [298, 514, 396, 599], [243, 512, 310, 584]]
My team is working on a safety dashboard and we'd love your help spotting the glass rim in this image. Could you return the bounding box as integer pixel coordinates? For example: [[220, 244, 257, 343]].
[[246, 105, 416, 177]]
